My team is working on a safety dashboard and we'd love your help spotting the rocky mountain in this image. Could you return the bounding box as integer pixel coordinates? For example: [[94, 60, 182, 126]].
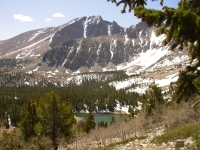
[[0, 16, 149, 59], [0, 16, 125, 60], [0, 15, 190, 89]]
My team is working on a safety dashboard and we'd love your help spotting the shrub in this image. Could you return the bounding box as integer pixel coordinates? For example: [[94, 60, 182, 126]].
[[152, 122, 200, 144]]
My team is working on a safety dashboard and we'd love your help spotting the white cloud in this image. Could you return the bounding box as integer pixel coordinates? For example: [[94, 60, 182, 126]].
[[13, 14, 33, 22], [52, 13, 65, 18], [44, 18, 53, 22]]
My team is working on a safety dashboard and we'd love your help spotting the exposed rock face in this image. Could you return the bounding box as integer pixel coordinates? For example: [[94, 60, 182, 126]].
[[49, 16, 125, 48], [126, 22, 148, 39], [0, 15, 178, 73], [42, 23, 166, 71], [49, 17, 86, 48], [43, 37, 132, 71]]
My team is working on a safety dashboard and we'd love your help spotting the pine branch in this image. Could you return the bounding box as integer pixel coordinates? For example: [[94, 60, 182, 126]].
[[107, 0, 163, 13]]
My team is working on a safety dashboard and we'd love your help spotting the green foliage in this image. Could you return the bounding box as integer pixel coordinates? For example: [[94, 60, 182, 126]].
[[107, 0, 148, 13], [98, 121, 108, 128], [189, 135, 200, 150], [0, 130, 24, 150], [107, 0, 166, 14], [36, 92, 75, 149], [0, 71, 142, 127], [110, 115, 116, 125], [1, 112, 10, 129], [152, 122, 200, 144], [173, 67, 199, 103], [142, 84, 164, 115], [4, 92, 76, 150], [19, 100, 38, 140], [85, 112, 96, 133], [0, 129, 53, 150]]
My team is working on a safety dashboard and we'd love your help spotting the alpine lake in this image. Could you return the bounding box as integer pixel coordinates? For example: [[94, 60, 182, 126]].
[[74, 113, 125, 126]]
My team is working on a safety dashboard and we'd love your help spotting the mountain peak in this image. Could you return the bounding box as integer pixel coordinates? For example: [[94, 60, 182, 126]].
[[85, 15, 103, 25], [59, 16, 87, 28]]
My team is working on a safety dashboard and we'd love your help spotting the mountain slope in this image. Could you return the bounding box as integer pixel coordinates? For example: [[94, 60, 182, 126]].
[[0, 15, 191, 89], [41, 26, 173, 72], [0, 16, 125, 60]]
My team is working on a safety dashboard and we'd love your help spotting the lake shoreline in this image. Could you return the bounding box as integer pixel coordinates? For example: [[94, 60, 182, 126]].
[[74, 112, 127, 125]]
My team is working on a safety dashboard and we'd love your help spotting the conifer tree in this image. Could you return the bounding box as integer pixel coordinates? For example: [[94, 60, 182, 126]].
[[107, 0, 148, 13], [128, 107, 135, 117], [19, 100, 38, 140], [36, 92, 75, 150], [173, 67, 198, 103], [142, 84, 164, 115], [110, 115, 116, 125], [85, 112, 96, 133]]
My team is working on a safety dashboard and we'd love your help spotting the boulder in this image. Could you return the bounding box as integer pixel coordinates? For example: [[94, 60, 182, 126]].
[[175, 140, 184, 148]]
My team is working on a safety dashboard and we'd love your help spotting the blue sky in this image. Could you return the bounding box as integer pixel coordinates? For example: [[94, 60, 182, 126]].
[[0, 0, 179, 41]]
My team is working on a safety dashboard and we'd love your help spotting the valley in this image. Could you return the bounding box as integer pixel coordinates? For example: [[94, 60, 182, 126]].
[[0, 14, 199, 150], [0, 15, 192, 126]]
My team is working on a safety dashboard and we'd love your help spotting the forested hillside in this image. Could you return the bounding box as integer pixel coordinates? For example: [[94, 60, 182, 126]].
[[0, 70, 141, 128]]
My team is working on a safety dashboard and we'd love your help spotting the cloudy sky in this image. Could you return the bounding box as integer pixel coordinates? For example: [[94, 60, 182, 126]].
[[1, 0, 179, 41]]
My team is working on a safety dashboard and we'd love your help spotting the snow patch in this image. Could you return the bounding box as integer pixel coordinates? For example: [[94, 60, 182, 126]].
[[109, 77, 154, 92], [155, 73, 179, 87], [3, 36, 51, 59], [49, 32, 56, 45], [107, 24, 112, 35], [114, 100, 130, 114], [28, 28, 49, 42], [124, 34, 129, 45], [118, 47, 170, 73], [150, 31, 166, 47], [33, 66, 40, 72], [62, 59, 67, 66], [110, 39, 117, 60]]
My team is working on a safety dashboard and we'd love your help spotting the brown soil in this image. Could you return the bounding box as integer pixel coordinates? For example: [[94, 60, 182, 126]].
[[113, 110, 127, 114], [74, 115, 83, 123]]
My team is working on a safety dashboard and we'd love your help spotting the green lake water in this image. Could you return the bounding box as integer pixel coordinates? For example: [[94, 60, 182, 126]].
[[75, 113, 124, 126]]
